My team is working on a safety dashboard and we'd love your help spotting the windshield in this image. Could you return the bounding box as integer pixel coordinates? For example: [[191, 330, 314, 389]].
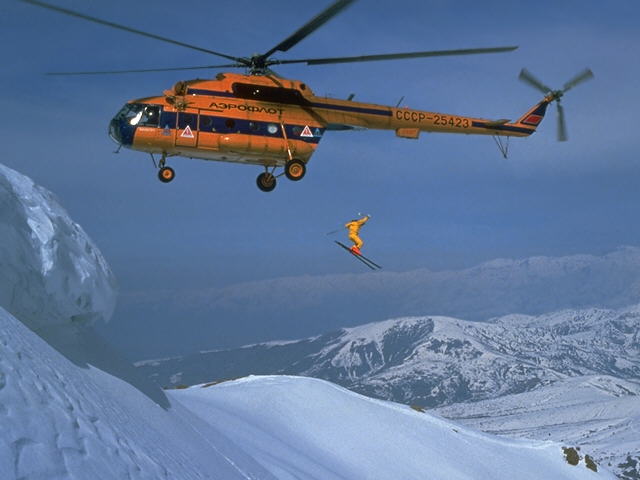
[[113, 103, 161, 127]]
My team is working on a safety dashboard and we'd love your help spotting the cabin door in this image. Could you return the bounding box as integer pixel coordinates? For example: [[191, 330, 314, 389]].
[[175, 111, 198, 147]]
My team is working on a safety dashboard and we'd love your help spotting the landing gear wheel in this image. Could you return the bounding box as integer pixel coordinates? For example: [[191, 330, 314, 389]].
[[256, 172, 276, 192], [285, 159, 306, 181], [158, 166, 175, 183]]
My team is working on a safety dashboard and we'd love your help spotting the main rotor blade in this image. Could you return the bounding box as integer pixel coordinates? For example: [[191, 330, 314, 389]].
[[45, 64, 243, 76], [519, 68, 552, 94], [556, 102, 568, 142], [272, 45, 518, 66], [262, 0, 356, 58], [21, 0, 245, 64], [562, 68, 594, 93]]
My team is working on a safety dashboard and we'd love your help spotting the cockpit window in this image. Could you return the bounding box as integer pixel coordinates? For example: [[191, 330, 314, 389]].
[[114, 104, 161, 127]]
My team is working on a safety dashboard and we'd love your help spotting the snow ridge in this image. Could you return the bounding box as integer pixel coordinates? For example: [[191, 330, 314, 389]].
[[0, 164, 116, 332]]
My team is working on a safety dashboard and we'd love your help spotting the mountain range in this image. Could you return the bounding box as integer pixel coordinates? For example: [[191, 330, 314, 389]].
[[109, 245, 640, 358], [137, 305, 640, 479]]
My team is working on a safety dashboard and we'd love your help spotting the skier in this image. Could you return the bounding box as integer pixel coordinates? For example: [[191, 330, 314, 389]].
[[345, 214, 370, 255]]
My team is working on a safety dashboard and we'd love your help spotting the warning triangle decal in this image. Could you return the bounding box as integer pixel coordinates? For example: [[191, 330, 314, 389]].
[[180, 125, 194, 138], [300, 125, 313, 137]]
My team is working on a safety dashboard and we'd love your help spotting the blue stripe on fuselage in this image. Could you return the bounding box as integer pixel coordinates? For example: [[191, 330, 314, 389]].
[[309, 101, 391, 117], [471, 121, 535, 134], [157, 111, 325, 144]]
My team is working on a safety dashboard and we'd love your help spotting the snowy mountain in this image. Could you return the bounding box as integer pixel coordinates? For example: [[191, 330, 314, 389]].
[[137, 307, 640, 404], [2, 162, 616, 479], [137, 307, 640, 479]]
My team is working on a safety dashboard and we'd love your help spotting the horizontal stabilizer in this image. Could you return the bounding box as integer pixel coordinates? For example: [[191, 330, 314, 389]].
[[484, 118, 510, 127]]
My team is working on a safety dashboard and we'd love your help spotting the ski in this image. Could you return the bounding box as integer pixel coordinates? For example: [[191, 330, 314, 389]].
[[334, 241, 382, 270]]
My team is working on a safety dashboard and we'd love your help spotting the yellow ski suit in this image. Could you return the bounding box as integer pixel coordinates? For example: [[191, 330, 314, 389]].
[[345, 216, 369, 249]]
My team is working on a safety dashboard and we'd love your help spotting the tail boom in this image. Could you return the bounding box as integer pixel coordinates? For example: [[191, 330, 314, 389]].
[[468, 97, 552, 138]]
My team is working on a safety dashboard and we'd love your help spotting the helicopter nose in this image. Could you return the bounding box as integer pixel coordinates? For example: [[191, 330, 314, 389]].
[[108, 117, 122, 145], [108, 112, 136, 147]]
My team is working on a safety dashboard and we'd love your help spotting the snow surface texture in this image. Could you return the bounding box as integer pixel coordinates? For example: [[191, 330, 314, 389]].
[[0, 306, 270, 480], [0, 163, 116, 332], [173, 375, 616, 480], [436, 375, 640, 479]]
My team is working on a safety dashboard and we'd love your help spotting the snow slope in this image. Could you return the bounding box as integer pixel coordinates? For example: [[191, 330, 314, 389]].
[[436, 375, 640, 477], [172, 375, 616, 480], [0, 306, 269, 480]]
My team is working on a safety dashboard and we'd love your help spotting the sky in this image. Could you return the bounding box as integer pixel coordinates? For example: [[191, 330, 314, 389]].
[[2, 0, 640, 357]]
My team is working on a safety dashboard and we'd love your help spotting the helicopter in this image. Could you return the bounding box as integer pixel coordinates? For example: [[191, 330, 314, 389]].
[[23, 0, 593, 192]]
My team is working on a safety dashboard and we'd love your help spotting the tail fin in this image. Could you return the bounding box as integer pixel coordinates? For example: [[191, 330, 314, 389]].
[[517, 68, 594, 141], [514, 97, 552, 130]]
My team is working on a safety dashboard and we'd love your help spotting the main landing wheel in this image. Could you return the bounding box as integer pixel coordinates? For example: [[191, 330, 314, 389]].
[[285, 159, 306, 181], [158, 166, 175, 183], [256, 172, 276, 192]]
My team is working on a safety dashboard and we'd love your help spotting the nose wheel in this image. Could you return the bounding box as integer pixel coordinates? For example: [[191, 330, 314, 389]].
[[153, 154, 175, 183], [158, 166, 175, 183]]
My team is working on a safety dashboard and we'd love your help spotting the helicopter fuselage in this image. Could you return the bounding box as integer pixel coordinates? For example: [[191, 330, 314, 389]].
[[109, 72, 537, 171]]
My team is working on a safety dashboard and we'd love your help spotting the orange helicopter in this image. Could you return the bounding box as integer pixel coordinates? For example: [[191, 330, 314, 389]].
[[24, 0, 593, 192]]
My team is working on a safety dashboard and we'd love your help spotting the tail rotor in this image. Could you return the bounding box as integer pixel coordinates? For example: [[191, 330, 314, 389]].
[[519, 68, 594, 141]]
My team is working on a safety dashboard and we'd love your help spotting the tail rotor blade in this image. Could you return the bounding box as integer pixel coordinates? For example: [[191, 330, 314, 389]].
[[519, 68, 552, 94], [556, 102, 568, 142], [562, 68, 594, 93]]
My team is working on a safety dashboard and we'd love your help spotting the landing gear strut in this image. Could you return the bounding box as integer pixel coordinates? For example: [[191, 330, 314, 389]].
[[256, 159, 308, 192]]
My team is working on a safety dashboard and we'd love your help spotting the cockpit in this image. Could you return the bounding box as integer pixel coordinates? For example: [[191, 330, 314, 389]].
[[116, 103, 161, 126], [109, 103, 161, 145]]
